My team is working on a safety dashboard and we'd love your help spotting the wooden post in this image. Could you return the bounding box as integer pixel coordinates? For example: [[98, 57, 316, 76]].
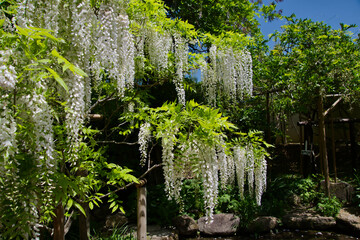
[[300, 120, 303, 177], [265, 92, 271, 143], [318, 95, 331, 198], [265, 92, 272, 183], [331, 118, 337, 183], [137, 179, 147, 240], [349, 122, 357, 172], [53, 203, 65, 240]]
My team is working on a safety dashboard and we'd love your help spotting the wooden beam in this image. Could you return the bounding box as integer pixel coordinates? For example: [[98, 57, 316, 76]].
[[298, 118, 360, 126], [324, 97, 342, 117]]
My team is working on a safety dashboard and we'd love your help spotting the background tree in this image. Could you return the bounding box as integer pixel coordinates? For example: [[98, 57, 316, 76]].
[[261, 17, 360, 196], [163, 0, 283, 35]]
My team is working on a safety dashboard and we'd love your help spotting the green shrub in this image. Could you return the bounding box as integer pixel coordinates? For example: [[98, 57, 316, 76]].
[[124, 184, 179, 226], [180, 179, 205, 219], [354, 170, 360, 207], [214, 185, 259, 227], [316, 196, 341, 217], [146, 184, 179, 226], [259, 174, 341, 217]]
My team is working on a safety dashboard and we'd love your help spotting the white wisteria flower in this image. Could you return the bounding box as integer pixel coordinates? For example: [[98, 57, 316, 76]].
[[138, 122, 151, 166]]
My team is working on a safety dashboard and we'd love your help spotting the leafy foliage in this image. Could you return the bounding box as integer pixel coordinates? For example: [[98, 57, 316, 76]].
[[316, 196, 341, 217], [261, 175, 342, 217], [163, 0, 282, 36], [264, 18, 360, 116]]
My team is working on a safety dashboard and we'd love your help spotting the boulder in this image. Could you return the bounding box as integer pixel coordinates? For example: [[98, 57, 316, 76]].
[[282, 212, 336, 230], [172, 215, 198, 236], [247, 216, 278, 233], [105, 212, 128, 228], [320, 181, 354, 203], [198, 213, 240, 236], [336, 209, 360, 235]]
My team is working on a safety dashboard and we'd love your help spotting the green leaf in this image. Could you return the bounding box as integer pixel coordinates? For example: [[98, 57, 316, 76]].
[[45, 67, 68, 92], [37, 59, 51, 64], [93, 200, 100, 207], [119, 206, 125, 214], [111, 204, 119, 213], [0, 19, 5, 28], [89, 201, 94, 210], [67, 198, 73, 209], [107, 163, 118, 169], [74, 202, 86, 216], [51, 49, 88, 77], [15, 25, 31, 37], [71, 65, 88, 77]]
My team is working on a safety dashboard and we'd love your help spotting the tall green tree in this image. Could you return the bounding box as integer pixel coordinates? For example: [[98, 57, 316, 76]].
[[262, 17, 360, 196], [163, 0, 283, 35]]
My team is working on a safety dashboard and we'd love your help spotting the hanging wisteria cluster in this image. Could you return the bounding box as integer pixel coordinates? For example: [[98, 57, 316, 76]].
[[201, 45, 253, 106], [138, 127, 267, 220], [174, 34, 188, 106], [0, 48, 54, 237], [138, 122, 152, 166]]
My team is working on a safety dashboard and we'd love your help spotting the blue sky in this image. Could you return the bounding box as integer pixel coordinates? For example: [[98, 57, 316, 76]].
[[260, 0, 360, 45]]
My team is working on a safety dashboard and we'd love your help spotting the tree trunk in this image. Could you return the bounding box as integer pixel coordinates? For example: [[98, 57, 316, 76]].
[[79, 203, 90, 240], [318, 96, 330, 198], [137, 180, 147, 240], [53, 203, 65, 240], [77, 168, 90, 240]]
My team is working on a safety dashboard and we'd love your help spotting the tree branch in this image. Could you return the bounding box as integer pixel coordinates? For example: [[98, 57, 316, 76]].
[[89, 92, 117, 112], [99, 163, 163, 199], [97, 140, 138, 146], [64, 211, 74, 236]]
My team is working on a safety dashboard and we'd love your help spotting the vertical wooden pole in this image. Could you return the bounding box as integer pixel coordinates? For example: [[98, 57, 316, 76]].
[[318, 95, 330, 198], [53, 203, 65, 240], [349, 122, 357, 172], [265, 92, 271, 143], [265, 92, 272, 183], [137, 180, 147, 240], [331, 118, 337, 183], [299, 121, 303, 177]]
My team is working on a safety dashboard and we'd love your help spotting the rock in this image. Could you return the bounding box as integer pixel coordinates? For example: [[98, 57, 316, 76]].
[[198, 213, 240, 236], [288, 194, 302, 207], [247, 216, 278, 233], [172, 215, 198, 236], [282, 212, 336, 230], [105, 212, 128, 228], [320, 181, 354, 203], [147, 225, 178, 240], [336, 209, 360, 235]]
